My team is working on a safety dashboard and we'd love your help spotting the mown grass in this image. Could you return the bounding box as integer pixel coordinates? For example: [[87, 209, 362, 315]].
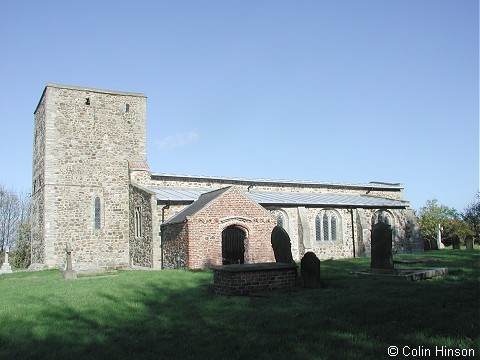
[[0, 249, 478, 360]]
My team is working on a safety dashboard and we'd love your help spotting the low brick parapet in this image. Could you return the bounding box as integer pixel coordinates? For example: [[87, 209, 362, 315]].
[[212, 262, 297, 296]]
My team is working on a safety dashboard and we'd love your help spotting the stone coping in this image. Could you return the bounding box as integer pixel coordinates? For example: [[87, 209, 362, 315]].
[[46, 83, 146, 97], [353, 268, 448, 281], [212, 262, 297, 273], [393, 257, 441, 264]]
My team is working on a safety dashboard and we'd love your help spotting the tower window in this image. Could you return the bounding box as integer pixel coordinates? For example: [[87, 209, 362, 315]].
[[85, 97, 90, 105], [125, 103, 130, 113]]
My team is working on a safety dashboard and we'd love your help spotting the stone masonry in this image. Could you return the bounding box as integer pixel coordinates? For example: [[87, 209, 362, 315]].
[[31, 84, 147, 270]]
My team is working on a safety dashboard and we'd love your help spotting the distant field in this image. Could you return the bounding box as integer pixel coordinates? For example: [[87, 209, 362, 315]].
[[0, 249, 478, 360]]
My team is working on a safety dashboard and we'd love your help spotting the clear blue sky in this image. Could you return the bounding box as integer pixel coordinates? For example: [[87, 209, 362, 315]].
[[1, 0, 478, 212]]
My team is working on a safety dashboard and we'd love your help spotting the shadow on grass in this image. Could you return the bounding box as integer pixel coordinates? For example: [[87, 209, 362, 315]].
[[0, 250, 478, 360]]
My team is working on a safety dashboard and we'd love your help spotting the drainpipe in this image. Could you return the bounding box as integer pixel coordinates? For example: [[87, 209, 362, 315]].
[[350, 207, 356, 258], [160, 203, 170, 270]]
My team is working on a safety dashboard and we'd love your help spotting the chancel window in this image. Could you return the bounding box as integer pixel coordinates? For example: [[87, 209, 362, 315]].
[[270, 209, 288, 231], [316, 210, 341, 241], [277, 212, 285, 228], [372, 210, 393, 226], [94, 197, 101, 229], [134, 207, 142, 238]]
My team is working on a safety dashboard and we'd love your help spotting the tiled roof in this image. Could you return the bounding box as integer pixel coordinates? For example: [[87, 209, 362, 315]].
[[128, 161, 150, 170]]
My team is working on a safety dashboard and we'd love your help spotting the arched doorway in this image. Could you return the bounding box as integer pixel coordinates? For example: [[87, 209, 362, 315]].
[[222, 226, 246, 265]]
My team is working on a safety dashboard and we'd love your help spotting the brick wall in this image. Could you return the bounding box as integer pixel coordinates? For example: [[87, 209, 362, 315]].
[[213, 263, 297, 296], [187, 187, 275, 269], [161, 187, 276, 270]]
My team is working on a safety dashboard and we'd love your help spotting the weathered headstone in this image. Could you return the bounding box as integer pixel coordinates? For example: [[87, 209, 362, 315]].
[[465, 235, 474, 251], [271, 226, 295, 265], [301, 252, 321, 288], [0, 247, 13, 274], [63, 242, 77, 280], [370, 222, 393, 270], [451, 236, 460, 250]]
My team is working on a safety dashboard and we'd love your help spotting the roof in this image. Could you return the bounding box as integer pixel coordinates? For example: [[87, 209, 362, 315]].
[[163, 187, 231, 224], [128, 161, 150, 170], [148, 186, 409, 209], [151, 172, 403, 190]]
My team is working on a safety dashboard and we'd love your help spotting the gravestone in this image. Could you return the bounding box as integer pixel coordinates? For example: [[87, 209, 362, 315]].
[[63, 242, 77, 280], [465, 235, 474, 250], [370, 222, 393, 270], [301, 252, 321, 288], [0, 247, 13, 274], [451, 235, 460, 250], [424, 239, 432, 251], [271, 226, 295, 265]]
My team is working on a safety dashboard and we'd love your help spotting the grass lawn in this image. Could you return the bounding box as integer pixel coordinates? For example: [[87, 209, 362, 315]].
[[0, 249, 478, 360]]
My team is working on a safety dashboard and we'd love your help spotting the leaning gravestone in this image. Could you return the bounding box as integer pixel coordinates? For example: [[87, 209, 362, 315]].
[[465, 235, 474, 251], [271, 226, 295, 265], [301, 252, 321, 288], [370, 222, 393, 270]]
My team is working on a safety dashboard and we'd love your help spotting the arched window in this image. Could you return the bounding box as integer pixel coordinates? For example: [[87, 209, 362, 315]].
[[372, 210, 393, 227], [270, 209, 288, 232], [277, 212, 285, 228], [316, 209, 341, 241], [134, 207, 142, 238], [331, 215, 337, 241], [94, 196, 101, 229], [322, 213, 329, 240]]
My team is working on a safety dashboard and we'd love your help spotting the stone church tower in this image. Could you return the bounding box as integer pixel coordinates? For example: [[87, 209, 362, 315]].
[[31, 83, 147, 269]]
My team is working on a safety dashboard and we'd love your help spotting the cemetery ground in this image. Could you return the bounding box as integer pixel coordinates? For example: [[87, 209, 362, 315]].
[[0, 249, 478, 360]]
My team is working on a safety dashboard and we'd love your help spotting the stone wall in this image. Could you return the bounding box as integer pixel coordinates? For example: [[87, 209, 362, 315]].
[[31, 84, 147, 270], [129, 185, 154, 267], [31, 92, 46, 265], [161, 222, 189, 269]]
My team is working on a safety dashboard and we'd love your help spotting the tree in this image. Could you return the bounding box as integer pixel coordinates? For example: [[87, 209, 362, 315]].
[[462, 193, 480, 242], [11, 221, 31, 268], [0, 184, 31, 267], [417, 199, 458, 249], [0, 184, 21, 252]]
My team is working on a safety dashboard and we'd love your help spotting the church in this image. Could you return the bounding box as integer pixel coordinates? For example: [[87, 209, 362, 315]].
[[31, 83, 423, 271]]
